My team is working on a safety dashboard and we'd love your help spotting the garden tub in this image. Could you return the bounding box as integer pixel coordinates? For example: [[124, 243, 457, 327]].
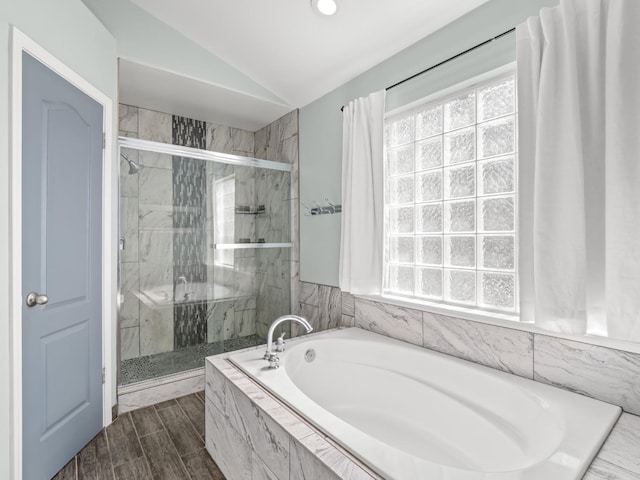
[[229, 327, 620, 479]]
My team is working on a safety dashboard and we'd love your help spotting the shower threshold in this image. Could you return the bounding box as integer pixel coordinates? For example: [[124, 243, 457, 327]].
[[119, 334, 262, 385]]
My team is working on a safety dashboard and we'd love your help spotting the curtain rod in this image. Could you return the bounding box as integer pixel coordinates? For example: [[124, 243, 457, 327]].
[[340, 27, 516, 112]]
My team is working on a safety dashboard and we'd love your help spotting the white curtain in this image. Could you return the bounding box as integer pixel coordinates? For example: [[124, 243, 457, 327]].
[[339, 90, 386, 295], [518, 0, 640, 341]]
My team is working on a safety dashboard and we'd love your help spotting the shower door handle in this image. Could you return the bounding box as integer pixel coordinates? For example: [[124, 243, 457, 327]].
[[26, 292, 48, 307]]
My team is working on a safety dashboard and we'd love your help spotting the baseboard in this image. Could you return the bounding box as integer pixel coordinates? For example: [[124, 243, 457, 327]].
[[117, 368, 204, 414]]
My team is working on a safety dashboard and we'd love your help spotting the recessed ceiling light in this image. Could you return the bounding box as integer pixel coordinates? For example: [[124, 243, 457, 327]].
[[312, 0, 338, 16]]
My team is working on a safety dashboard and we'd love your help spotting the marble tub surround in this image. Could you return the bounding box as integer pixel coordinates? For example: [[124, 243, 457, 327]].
[[353, 296, 640, 414], [293, 281, 343, 336], [341, 291, 355, 317], [205, 348, 382, 480], [299, 281, 319, 306], [354, 297, 424, 347], [422, 312, 534, 378], [584, 413, 640, 479], [205, 329, 638, 480], [293, 280, 640, 417], [341, 292, 356, 329], [534, 335, 640, 416], [586, 461, 640, 480], [229, 328, 626, 479]]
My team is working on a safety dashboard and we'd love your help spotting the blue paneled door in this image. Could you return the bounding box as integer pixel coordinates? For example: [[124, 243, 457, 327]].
[[22, 52, 104, 480]]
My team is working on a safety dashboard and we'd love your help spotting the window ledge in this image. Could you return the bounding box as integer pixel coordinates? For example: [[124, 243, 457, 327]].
[[355, 293, 640, 355], [358, 293, 520, 325]]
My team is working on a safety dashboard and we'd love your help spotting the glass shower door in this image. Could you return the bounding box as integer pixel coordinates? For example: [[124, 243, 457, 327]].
[[117, 139, 292, 386]]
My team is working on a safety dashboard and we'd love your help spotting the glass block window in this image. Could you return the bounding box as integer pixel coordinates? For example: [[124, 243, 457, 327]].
[[384, 73, 517, 313]]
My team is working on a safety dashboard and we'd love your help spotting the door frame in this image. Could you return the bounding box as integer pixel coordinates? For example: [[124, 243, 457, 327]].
[[9, 27, 115, 480]]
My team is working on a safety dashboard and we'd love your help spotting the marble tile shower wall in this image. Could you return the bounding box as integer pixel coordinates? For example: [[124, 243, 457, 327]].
[[205, 123, 257, 344], [118, 104, 261, 361], [295, 279, 640, 416], [253, 111, 298, 339]]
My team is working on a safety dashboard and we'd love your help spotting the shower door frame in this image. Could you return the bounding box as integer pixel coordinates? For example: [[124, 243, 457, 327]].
[[118, 136, 293, 172]]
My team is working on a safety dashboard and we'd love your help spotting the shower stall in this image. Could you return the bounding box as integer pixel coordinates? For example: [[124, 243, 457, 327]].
[[117, 136, 292, 386]]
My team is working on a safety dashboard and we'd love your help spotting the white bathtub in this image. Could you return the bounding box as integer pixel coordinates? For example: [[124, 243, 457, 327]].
[[229, 327, 621, 480]]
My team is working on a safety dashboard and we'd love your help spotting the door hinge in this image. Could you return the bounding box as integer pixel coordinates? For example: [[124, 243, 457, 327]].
[[102, 367, 106, 384], [103, 132, 106, 150]]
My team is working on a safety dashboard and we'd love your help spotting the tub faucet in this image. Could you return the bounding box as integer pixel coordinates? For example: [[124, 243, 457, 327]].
[[264, 315, 313, 369], [175, 275, 188, 300]]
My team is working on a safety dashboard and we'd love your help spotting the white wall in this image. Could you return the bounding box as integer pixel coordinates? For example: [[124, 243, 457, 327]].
[[0, 0, 118, 476]]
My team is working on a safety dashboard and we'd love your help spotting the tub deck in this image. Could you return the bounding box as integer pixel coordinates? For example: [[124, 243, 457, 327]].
[[205, 328, 631, 480]]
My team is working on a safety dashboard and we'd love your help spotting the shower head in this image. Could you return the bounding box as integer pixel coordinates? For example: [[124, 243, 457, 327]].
[[120, 153, 141, 175]]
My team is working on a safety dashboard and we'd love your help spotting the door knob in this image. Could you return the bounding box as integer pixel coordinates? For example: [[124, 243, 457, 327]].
[[26, 292, 48, 307]]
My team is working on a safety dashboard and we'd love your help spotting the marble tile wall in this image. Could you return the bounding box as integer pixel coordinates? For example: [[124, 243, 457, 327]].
[[119, 103, 301, 370], [230, 164, 258, 339], [205, 124, 260, 346], [293, 277, 640, 415], [119, 105, 141, 361], [422, 312, 534, 378], [126, 107, 176, 357], [533, 335, 640, 415], [254, 111, 298, 340], [139, 303, 174, 356], [287, 281, 349, 338], [341, 292, 355, 328], [354, 298, 423, 347]]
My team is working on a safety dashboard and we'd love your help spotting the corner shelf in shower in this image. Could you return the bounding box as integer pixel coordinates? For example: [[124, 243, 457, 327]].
[[235, 206, 266, 215], [214, 242, 293, 250]]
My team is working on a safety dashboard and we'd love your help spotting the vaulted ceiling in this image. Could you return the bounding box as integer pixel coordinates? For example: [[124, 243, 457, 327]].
[[85, 0, 490, 130], [129, 0, 489, 108]]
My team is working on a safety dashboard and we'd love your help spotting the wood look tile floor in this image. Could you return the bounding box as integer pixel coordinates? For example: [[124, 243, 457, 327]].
[[52, 391, 226, 480]]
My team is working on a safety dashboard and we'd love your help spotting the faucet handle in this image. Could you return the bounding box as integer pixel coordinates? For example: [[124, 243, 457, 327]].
[[275, 332, 286, 352], [268, 353, 280, 369]]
